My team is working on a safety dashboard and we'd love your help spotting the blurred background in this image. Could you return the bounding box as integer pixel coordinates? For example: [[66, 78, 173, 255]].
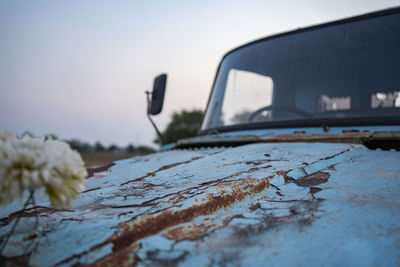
[[1, 0, 399, 165]]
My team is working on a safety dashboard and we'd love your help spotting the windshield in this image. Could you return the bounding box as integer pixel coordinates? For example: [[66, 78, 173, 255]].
[[201, 11, 400, 132]]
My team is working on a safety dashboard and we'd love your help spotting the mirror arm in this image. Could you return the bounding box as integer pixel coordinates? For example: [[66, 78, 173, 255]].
[[146, 91, 167, 145]]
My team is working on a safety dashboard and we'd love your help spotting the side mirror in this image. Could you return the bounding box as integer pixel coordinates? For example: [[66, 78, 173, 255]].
[[149, 74, 167, 115]]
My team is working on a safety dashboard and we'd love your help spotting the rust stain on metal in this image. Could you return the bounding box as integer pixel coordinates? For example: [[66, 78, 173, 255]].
[[107, 177, 271, 255], [262, 132, 371, 145], [162, 223, 218, 241], [319, 148, 350, 161], [371, 131, 400, 139], [263, 131, 400, 146], [139, 183, 157, 189], [83, 187, 101, 193], [199, 165, 272, 188], [167, 194, 187, 204], [342, 129, 360, 133], [245, 159, 277, 166], [275, 170, 293, 184], [173, 130, 400, 150], [87, 243, 139, 267], [248, 166, 272, 173], [309, 187, 323, 199], [225, 160, 274, 167], [245, 161, 264, 166], [121, 156, 203, 186], [309, 187, 322, 194], [0, 206, 63, 226], [249, 202, 262, 211], [86, 163, 115, 179], [294, 172, 330, 187]]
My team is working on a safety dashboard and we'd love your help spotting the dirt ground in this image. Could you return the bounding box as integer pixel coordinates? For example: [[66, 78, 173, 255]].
[[80, 152, 139, 168]]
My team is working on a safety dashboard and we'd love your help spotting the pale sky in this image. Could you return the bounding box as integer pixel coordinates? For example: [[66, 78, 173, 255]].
[[0, 0, 399, 147]]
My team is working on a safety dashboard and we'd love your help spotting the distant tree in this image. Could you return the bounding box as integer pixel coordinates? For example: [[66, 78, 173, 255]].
[[126, 144, 136, 153], [231, 109, 268, 124], [94, 142, 105, 152], [107, 144, 118, 152], [65, 139, 154, 155], [80, 142, 93, 153], [154, 109, 203, 145], [136, 146, 156, 154], [66, 139, 93, 153]]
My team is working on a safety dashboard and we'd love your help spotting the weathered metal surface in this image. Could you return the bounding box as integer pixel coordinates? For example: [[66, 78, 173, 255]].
[[1, 142, 400, 266], [166, 126, 400, 150], [86, 163, 115, 179]]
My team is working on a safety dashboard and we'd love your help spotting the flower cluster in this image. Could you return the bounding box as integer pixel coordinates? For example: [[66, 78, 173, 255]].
[[0, 130, 87, 208]]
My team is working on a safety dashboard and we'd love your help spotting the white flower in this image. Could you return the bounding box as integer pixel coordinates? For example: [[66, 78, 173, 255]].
[[0, 129, 17, 143], [0, 130, 87, 208]]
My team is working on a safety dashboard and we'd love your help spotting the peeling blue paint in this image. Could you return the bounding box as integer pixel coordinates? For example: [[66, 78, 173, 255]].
[[1, 142, 399, 266]]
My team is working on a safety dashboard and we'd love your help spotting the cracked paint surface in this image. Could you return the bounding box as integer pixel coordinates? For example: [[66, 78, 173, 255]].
[[1, 142, 400, 266]]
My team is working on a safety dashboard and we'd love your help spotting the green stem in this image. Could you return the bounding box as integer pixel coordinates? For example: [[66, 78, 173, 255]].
[[0, 189, 36, 255]]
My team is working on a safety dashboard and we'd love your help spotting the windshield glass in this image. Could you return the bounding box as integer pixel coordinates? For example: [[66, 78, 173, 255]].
[[201, 11, 400, 131]]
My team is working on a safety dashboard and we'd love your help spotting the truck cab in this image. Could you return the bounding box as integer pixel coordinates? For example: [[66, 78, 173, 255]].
[[161, 6, 400, 151]]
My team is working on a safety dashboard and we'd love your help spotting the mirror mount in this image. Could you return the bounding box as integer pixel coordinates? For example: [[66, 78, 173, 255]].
[[145, 74, 167, 145]]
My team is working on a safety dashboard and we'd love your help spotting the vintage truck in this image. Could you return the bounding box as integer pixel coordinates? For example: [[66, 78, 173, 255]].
[[1, 6, 400, 266]]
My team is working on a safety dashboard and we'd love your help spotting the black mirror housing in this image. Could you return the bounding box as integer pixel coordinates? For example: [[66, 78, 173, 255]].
[[149, 74, 167, 115]]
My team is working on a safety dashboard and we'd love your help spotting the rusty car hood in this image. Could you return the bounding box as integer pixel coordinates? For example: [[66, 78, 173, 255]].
[[164, 126, 400, 150], [1, 142, 400, 266]]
